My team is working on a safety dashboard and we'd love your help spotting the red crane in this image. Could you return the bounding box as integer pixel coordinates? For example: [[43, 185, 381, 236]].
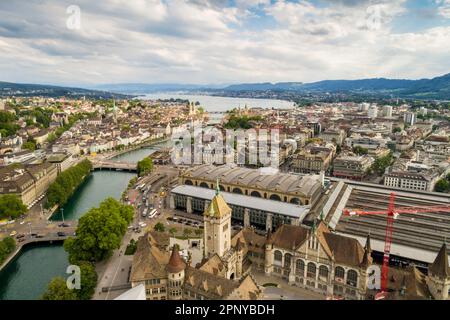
[[343, 192, 450, 299]]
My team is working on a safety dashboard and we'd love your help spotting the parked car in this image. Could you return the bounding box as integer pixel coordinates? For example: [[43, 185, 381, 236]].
[[18, 238, 26, 243], [9, 231, 17, 237], [16, 233, 25, 239], [58, 223, 70, 227], [57, 232, 66, 237]]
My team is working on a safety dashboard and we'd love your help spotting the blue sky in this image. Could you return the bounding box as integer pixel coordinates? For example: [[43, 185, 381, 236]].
[[0, 0, 449, 85]]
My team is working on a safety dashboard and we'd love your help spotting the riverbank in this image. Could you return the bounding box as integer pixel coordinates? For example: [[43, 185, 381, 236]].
[[98, 137, 169, 160]]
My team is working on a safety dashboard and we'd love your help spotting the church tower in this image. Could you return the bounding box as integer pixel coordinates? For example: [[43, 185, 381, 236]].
[[426, 243, 450, 300], [203, 180, 232, 258]]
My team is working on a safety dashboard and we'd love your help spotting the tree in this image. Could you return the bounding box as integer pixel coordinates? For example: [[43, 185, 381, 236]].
[[352, 146, 368, 155], [194, 229, 202, 237], [0, 237, 16, 265], [64, 198, 133, 264], [22, 141, 36, 151], [41, 277, 79, 300], [393, 127, 402, 133], [0, 194, 27, 219], [435, 179, 450, 193], [137, 157, 153, 177], [371, 152, 393, 176], [183, 229, 192, 237], [154, 222, 165, 232], [77, 262, 98, 300], [169, 227, 177, 236]]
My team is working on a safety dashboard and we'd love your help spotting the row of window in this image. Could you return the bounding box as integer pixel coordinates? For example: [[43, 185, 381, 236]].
[[273, 252, 359, 287], [145, 279, 161, 286], [145, 287, 166, 295]]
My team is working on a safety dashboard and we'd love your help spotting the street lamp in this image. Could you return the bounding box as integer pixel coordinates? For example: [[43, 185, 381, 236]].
[[61, 208, 65, 223]]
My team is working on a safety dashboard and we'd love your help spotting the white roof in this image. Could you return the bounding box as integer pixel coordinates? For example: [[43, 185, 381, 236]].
[[171, 185, 310, 220], [114, 284, 146, 300]]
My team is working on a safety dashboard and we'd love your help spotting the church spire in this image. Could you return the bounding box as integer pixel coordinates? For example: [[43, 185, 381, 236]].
[[429, 242, 450, 278]]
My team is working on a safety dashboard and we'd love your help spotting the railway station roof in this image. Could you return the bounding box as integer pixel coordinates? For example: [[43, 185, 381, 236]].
[[171, 185, 310, 220]]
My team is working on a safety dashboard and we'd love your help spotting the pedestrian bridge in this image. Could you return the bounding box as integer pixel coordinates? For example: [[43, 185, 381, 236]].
[[92, 160, 137, 172]]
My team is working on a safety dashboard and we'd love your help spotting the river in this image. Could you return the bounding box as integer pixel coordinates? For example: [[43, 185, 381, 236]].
[[0, 94, 285, 300], [141, 93, 295, 112], [0, 145, 159, 300]]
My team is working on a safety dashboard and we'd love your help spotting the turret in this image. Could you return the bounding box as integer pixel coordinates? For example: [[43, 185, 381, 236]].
[[264, 229, 274, 275], [166, 245, 186, 300]]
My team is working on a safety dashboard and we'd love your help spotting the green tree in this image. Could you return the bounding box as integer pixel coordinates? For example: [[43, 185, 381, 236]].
[[352, 146, 369, 155], [22, 141, 36, 151], [169, 227, 177, 236], [0, 237, 16, 265], [77, 262, 98, 300], [435, 179, 450, 193], [137, 157, 153, 177], [41, 277, 79, 300], [154, 222, 165, 232], [0, 194, 27, 219], [371, 152, 393, 176], [64, 198, 132, 264], [183, 229, 192, 237]]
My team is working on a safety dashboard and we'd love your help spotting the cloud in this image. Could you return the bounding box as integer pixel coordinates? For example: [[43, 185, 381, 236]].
[[0, 0, 448, 86]]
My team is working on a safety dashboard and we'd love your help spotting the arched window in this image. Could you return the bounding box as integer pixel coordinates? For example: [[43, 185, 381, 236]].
[[307, 262, 316, 278], [335, 266, 345, 281], [290, 197, 302, 205], [274, 250, 282, 266], [347, 270, 358, 287], [184, 179, 193, 185], [232, 187, 243, 194], [199, 182, 209, 188], [250, 190, 262, 198], [269, 194, 281, 201], [319, 265, 329, 280], [219, 185, 225, 191], [284, 253, 292, 268], [296, 259, 305, 275]]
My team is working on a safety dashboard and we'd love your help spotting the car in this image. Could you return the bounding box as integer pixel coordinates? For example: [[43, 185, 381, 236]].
[[18, 238, 26, 243], [9, 231, 17, 237], [30, 232, 38, 237], [58, 223, 70, 227], [20, 221, 25, 225], [57, 232, 66, 237], [139, 222, 147, 227], [16, 233, 25, 239], [35, 234, 44, 238]]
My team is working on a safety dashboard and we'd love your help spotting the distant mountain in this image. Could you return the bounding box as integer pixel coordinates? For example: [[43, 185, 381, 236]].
[[224, 82, 303, 91], [0, 81, 129, 99], [220, 73, 450, 99], [90, 83, 227, 94]]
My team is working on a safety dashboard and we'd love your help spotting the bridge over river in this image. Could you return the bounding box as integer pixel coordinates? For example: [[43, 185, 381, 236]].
[[92, 160, 137, 172]]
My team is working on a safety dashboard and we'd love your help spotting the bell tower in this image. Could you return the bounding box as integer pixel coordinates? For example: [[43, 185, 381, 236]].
[[203, 179, 232, 258]]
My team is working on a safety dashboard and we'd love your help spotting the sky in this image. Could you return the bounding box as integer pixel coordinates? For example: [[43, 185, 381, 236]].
[[0, 0, 450, 86]]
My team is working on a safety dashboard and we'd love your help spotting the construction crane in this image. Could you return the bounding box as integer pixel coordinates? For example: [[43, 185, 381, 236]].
[[343, 192, 450, 299]]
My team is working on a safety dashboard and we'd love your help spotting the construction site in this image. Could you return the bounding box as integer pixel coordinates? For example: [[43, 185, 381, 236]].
[[311, 178, 450, 268]]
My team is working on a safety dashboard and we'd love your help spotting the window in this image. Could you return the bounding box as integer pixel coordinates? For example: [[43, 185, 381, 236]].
[[307, 262, 316, 278], [319, 265, 329, 281], [274, 250, 282, 266], [335, 266, 345, 281], [284, 253, 292, 269], [296, 259, 305, 275], [347, 270, 358, 287], [223, 223, 229, 232]]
